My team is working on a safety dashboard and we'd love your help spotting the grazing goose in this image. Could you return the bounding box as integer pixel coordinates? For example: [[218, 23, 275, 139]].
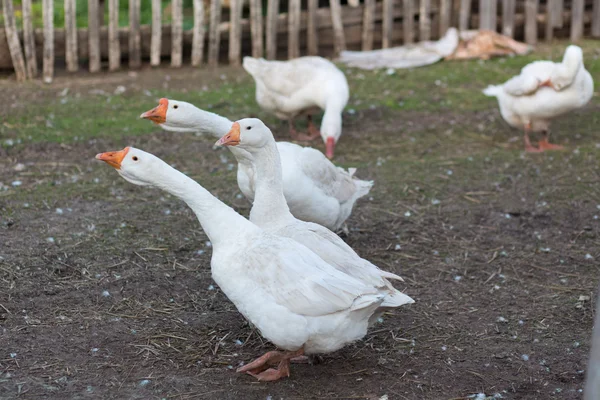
[[243, 56, 349, 159], [140, 99, 372, 231], [483, 45, 594, 152], [96, 147, 414, 382]]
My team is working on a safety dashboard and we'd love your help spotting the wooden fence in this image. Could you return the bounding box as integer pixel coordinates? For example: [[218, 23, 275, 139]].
[[1, 0, 599, 82]]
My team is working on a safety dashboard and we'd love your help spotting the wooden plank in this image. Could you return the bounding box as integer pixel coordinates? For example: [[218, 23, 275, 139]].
[[191, 0, 205, 66], [553, 0, 563, 27], [64, 0, 78, 72], [439, 0, 451, 36], [419, 0, 431, 41], [570, 0, 584, 41], [502, 0, 515, 37], [458, 0, 470, 31], [171, 0, 183, 67], [21, 0, 37, 78], [129, 0, 141, 68], [329, 0, 346, 55], [42, 0, 54, 82], [87, 0, 101, 72], [382, 0, 393, 48], [479, 0, 496, 31], [208, 0, 223, 66], [545, 0, 554, 41], [2, 0, 27, 81], [108, 0, 120, 71], [229, 0, 243, 64], [265, 0, 279, 59], [403, 0, 414, 44], [288, 0, 301, 59], [249, 0, 264, 57], [151, 0, 162, 66], [593, 0, 600, 38], [524, 0, 537, 45], [361, 0, 375, 50]]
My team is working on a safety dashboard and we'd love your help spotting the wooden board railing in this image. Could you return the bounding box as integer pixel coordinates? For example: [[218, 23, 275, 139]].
[[2, 0, 599, 82]]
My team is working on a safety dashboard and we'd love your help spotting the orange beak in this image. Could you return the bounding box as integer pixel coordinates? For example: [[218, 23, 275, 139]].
[[326, 137, 335, 159], [215, 122, 241, 146], [140, 98, 168, 124], [539, 79, 555, 90], [95, 147, 130, 169]]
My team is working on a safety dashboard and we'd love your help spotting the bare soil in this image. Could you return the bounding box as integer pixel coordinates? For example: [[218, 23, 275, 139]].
[[0, 66, 598, 400]]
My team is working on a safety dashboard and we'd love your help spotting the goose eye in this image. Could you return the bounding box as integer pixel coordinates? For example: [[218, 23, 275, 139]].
[[246, 126, 252, 130], [132, 156, 139, 161], [173, 105, 178, 109]]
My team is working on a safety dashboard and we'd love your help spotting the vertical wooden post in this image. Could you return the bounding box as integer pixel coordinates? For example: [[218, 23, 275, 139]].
[[2, 0, 27, 81], [42, 0, 54, 83], [545, 0, 555, 41], [108, 0, 120, 71], [458, 0, 470, 31], [307, 0, 318, 55], [439, 0, 451, 37], [570, 0, 584, 41], [329, 0, 346, 55], [502, 0, 515, 37], [191, 0, 206, 66], [88, 0, 101, 72], [419, 0, 431, 41], [403, 0, 414, 44], [593, 0, 600, 38], [208, 0, 223, 66], [229, 0, 243, 64], [382, 0, 394, 48], [151, 0, 162, 66], [21, 0, 38, 78], [288, 0, 301, 59], [65, 0, 78, 72], [479, 0, 496, 31], [524, 0, 537, 45], [250, 0, 264, 57], [361, 0, 375, 51], [553, 0, 563, 27], [129, 0, 141, 68], [265, 0, 279, 59], [171, 0, 183, 67]]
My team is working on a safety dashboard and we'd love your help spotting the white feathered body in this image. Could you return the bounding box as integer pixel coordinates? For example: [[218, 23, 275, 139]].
[[239, 141, 372, 231], [243, 56, 349, 120], [210, 231, 399, 354], [483, 48, 594, 132]]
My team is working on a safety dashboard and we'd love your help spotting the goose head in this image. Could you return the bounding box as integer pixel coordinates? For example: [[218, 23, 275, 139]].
[[140, 98, 201, 133], [96, 146, 165, 187], [541, 45, 583, 91], [321, 110, 342, 159], [215, 118, 273, 151]]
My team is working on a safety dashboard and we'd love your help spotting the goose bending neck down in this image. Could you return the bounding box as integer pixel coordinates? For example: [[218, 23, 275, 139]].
[[95, 146, 412, 382], [140, 98, 373, 231]]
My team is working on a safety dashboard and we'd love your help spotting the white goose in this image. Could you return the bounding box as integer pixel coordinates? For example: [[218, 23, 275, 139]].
[[216, 118, 411, 309], [483, 45, 594, 152], [140, 99, 372, 231], [96, 146, 414, 382], [243, 56, 349, 159]]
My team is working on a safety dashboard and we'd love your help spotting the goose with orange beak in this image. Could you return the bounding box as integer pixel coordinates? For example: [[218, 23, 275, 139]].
[[139, 98, 372, 232], [94, 145, 413, 382]]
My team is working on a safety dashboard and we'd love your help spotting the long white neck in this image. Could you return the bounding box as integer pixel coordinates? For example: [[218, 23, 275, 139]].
[[247, 140, 295, 227], [185, 107, 255, 164], [320, 96, 346, 140], [149, 162, 255, 246]]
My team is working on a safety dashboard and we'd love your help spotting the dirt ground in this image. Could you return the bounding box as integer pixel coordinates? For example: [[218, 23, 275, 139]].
[[1, 53, 599, 400]]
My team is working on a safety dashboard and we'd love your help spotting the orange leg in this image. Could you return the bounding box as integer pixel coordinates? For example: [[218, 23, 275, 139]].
[[538, 130, 564, 151], [288, 119, 301, 140], [306, 115, 321, 140], [237, 348, 304, 382], [523, 124, 542, 153]]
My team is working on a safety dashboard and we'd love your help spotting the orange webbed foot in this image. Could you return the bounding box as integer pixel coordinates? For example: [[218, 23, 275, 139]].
[[538, 140, 564, 151]]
